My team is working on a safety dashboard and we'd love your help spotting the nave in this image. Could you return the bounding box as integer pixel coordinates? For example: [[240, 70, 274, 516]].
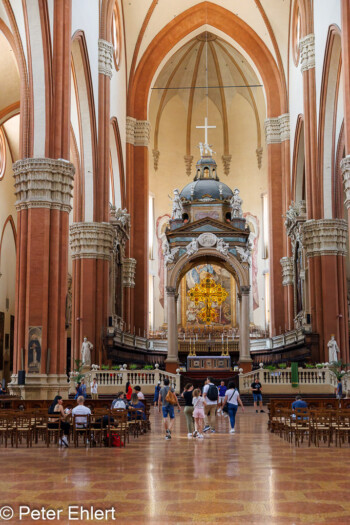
[[1, 408, 350, 524]]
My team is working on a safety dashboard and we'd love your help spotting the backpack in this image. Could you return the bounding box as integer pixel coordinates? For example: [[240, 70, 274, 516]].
[[207, 384, 218, 401], [165, 388, 177, 406]]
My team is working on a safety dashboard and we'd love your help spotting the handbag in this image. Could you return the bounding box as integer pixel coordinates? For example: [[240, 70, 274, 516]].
[[222, 390, 236, 413]]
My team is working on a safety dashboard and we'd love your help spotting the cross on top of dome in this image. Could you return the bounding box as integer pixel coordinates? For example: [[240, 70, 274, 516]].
[[196, 117, 216, 158]]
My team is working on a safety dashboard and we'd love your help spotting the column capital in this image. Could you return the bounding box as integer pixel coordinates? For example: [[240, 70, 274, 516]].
[[98, 39, 114, 78], [166, 286, 177, 297], [299, 34, 315, 73], [240, 285, 251, 295], [126, 118, 151, 146], [134, 120, 151, 147], [264, 113, 290, 144], [123, 258, 137, 288], [341, 155, 350, 209], [280, 256, 294, 286], [303, 219, 348, 257], [70, 222, 114, 260], [13, 158, 75, 212]]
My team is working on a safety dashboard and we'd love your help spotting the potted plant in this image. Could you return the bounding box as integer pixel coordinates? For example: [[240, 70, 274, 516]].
[[278, 363, 287, 369], [72, 359, 85, 383], [111, 365, 120, 370], [143, 365, 153, 370], [101, 364, 109, 370], [129, 364, 138, 370]]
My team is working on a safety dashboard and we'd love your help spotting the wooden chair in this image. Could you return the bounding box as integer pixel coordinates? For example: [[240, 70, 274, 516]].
[[0, 414, 14, 448], [13, 414, 32, 448], [110, 409, 129, 446], [309, 411, 332, 447], [73, 414, 91, 447], [90, 413, 107, 447], [334, 411, 350, 447], [46, 414, 62, 447]]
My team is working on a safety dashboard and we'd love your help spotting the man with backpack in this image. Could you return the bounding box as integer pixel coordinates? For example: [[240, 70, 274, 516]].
[[158, 378, 181, 440], [203, 377, 219, 433]]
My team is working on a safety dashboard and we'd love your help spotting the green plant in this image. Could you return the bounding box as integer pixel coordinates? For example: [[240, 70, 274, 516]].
[[305, 363, 315, 369], [111, 365, 120, 370], [315, 363, 324, 369], [264, 365, 276, 371], [278, 363, 287, 369], [72, 359, 85, 383], [129, 364, 138, 370], [328, 360, 350, 380], [101, 364, 109, 370], [143, 365, 153, 370]]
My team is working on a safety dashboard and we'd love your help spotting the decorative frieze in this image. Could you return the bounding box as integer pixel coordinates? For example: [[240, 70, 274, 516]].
[[303, 219, 348, 257], [98, 39, 114, 78], [264, 114, 290, 144], [13, 158, 75, 213], [123, 258, 137, 287], [341, 155, 350, 209], [134, 120, 151, 147], [299, 34, 315, 73], [126, 116, 136, 144], [280, 257, 294, 286], [70, 222, 114, 260]]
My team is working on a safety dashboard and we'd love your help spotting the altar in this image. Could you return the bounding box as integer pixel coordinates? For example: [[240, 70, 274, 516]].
[[187, 355, 231, 371]]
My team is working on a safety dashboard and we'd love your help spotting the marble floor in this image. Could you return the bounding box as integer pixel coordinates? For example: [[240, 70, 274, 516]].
[[1, 407, 350, 524]]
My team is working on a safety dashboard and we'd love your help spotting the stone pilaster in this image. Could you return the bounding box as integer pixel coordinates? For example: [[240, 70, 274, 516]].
[[70, 222, 114, 260], [264, 114, 290, 144], [13, 158, 75, 212], [280, 257, 294, 286], [98, 39, 114, 78], [123, 258, 137, 287], [299, 34, 316, 73], [303, 219, 348, 258], [341, 155, 350, 209]]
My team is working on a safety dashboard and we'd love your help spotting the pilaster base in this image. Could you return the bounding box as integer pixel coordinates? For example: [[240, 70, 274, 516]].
[[239, 360, 253, 374], [165, 360, 179, 374], [8, 374, 70, 400]]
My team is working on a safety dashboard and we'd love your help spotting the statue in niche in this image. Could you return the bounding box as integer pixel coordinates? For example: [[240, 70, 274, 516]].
[[327, 335, 340, 363], [81, 337, 93, 366], [170, 189, 183, 220], [230, 188, 243, 218]]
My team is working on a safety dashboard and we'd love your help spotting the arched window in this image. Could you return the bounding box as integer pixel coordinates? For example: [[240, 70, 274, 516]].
[[292, 1, 301, 67], [0, 128, 6, 180], [111, 1, 122, 71]]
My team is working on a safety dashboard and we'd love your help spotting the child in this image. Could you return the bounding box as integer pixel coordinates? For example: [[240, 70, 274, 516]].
[[192, 388, 206, 439]]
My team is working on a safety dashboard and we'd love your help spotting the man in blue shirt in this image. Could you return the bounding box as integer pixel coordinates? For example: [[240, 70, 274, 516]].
[[217, 381, 227, 414], [292, 395, 308, 410]]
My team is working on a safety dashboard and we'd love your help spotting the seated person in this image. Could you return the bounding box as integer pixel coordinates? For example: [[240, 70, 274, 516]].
[[72, 396, 91, 428], [128, 393, 146, 420], [111, 392, 126, 409], [292, 395, 308, 410], [134, 385, 145, 400], [48, 395, 71, 447], [292, 395, 308, 419]]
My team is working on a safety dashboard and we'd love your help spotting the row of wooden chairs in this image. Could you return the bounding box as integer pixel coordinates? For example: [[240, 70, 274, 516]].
[[0, 406, 151, 448], [273, 408, 350, 447]]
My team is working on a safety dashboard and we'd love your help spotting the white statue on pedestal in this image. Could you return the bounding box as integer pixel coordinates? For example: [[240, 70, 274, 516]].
[[327, 335, 340, 363], [81, 337, 93, 366], [230, 188, 243, 218]]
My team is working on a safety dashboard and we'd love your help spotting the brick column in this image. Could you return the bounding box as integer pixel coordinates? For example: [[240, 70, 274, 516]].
[[11, 158, 75, 398], [70, 222, 114, 366], [303, 219, 348, 362]]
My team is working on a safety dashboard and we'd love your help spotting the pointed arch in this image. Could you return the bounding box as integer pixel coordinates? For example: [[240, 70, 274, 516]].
[[0, 215, 16, 261]]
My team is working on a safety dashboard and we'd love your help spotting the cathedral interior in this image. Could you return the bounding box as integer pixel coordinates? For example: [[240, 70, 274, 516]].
[[0, 1, 350, 523]]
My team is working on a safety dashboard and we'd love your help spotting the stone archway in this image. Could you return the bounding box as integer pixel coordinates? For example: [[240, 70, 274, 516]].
[[165, 247, 251, 373]]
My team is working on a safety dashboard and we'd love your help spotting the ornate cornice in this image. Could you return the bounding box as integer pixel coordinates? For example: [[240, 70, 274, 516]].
[[280, 256, 294, 286], [13, 158, 75, 212], [123, 258, 137, 287], [264, 114, 290, 144], [70, 222, 114, 260], [126, 116, 136, 144], [98, 39, 114, 78], [134, 120, 151, 147], [341, 155, 350, 209], [303, 219, 348, 257], [299, 34, 315, 73]]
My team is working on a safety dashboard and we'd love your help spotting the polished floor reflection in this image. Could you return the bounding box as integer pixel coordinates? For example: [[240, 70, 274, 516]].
[[1, 407, 350, 524]]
